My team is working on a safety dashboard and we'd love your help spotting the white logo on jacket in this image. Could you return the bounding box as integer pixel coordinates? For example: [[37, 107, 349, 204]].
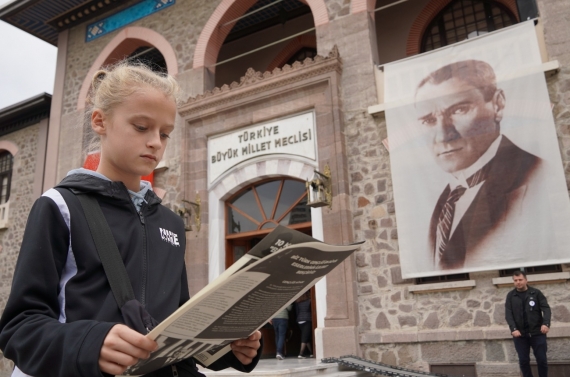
[[160, 228, 180, 247]]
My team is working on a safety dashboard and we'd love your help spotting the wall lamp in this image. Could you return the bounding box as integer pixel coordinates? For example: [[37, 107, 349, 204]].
[[177, 194, 201, 232], [306, 164, 332, 209]]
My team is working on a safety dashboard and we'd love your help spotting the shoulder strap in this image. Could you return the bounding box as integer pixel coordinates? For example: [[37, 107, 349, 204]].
[[75, 193, 135, 308]]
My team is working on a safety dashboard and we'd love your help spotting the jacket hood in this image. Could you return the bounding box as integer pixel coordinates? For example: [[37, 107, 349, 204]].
[[56, 173, 162, 206]]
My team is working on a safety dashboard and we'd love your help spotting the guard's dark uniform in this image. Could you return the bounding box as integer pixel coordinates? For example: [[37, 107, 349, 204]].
[[505, 285, 551, 377]]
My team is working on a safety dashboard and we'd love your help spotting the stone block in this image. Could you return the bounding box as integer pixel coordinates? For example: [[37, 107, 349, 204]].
[[390, 266, 413, 285], [421, 341, 483, 363], [552, 304, 570, 322], [382, 331, 418, 343], [417, 329, 457, 342], [377, 275, 388, 288], [475, 363, 520, 377], [360, 331, 382, 343], [369, 296, 382, 308], [474, 311, 491, 327], [398, 315, 417, 328], [376, 312, 391, 329], [381, 350, 397, 366], [422, 312, 440, 330], [370, 253, 381, 267], [485, 341, 506, 362], [449, 308, 472, 327], [321, 326, 359, 357]]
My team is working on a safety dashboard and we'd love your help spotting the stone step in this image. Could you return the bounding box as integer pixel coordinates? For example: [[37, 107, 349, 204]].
[[199, 358, 374, 377]]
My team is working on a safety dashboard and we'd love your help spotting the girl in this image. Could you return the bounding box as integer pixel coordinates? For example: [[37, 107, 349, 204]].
[[0, 62, 261, 377]]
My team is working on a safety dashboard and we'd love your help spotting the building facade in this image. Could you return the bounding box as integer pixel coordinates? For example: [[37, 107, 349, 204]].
[[0, 94, 50, 373], [0, 0, 569, 376]]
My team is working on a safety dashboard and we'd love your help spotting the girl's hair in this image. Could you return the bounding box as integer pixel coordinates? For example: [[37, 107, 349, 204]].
[[87, 61, 180, 113], [85, 61, 181, 153]]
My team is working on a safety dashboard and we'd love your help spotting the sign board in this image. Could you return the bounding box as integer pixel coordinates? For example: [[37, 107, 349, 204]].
[[208, 111, 316, 185]]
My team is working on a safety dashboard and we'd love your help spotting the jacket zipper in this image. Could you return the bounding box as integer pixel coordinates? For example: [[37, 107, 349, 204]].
[[139, 207, 148, 307]]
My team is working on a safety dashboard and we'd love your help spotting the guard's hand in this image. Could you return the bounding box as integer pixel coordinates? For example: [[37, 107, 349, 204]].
[[512, 330, 521, 337], [230, 331, 261, 365], [99, 324, 158, 375], [541, 325, 549, 334]]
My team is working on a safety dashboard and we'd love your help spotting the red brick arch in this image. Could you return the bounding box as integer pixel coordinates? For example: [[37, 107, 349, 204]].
[[406, 0, 519, 56], [193, 0, 329, 70], [266, 35, 317, 71], [77, 27, 178, 110]]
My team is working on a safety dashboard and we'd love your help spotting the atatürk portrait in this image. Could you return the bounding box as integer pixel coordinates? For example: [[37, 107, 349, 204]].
[[415, 60, 547, 271]]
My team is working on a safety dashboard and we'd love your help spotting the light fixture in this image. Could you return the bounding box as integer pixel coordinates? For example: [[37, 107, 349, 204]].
[[306, 164, 332, 209], [176, 194, 201, 232]]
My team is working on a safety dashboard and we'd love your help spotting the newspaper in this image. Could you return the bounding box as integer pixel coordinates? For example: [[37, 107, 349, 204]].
[[122, 226, 362, 375]]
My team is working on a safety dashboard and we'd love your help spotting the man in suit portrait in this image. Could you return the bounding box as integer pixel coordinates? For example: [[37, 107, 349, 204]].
[[415, 59, 548, 271]]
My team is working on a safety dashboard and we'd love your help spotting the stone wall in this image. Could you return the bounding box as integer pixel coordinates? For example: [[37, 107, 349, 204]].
[[0, 124, 42, 374]]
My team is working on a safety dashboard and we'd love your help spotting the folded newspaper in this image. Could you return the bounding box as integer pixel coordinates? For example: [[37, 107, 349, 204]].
[[123, 226, 363, 375]]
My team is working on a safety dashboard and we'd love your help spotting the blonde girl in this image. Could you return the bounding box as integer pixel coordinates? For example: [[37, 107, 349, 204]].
[[0, 62, 261, 377]]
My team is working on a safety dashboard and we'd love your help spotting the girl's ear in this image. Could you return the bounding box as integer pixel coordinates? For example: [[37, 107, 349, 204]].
[[91, 109, 107, 135]]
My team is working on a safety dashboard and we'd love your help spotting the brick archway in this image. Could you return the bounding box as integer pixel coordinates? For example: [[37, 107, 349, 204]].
[[193, 0, 329, 71], [266, 35, 317, 71], [351, 0, 376, 14], [77, 27, 178, 110], [0, 141, 19, 157], [406, 0, 519, 56]]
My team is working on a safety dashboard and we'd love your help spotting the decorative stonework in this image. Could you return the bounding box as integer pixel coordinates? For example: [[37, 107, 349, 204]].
[[179, 46, 342, 117], [86, 0, 175, 42]]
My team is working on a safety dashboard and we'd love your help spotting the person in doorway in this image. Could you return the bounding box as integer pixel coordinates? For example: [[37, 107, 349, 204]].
[[505, 270, 551, 377], [0, 62, 262, 377], [295, 291, 313, 358], [269, 304, 293, 360]]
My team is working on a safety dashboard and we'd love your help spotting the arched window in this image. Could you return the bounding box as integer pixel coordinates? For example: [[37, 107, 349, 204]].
[[227, 178, 311, 235], [421, 0, 517, 52], [215, 0, 315, 87], [225, 178, 312, 268], [0, 151, 14, 204]]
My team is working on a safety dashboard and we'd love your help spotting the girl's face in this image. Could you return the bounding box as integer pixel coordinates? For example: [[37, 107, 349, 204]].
[[92, 86, 176, 191]]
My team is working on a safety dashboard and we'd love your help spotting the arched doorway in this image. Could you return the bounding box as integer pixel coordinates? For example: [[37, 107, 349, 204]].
[[225, 177, 316, 358]]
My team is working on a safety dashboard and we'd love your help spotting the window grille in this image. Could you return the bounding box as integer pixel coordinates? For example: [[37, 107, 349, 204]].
[[499, 264, 562, 277], [0, 151, 13, 204], [415, 273, 470, 285], [421, 0, 517, 52], [128, 47, 167, 73]]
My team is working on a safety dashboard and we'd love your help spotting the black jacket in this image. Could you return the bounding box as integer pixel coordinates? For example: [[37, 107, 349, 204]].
[[0, 174, 260, 377], [505, 285, 551, 336]]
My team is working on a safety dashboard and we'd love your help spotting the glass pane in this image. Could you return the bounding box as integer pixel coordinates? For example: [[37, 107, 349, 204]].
[[280, 196, 311, 225], [227, 207, 258, 233], [231, 189, 263, 223], [227, 179, 311, 235], [274, 180, 307, 220], [255, 180, 281, 220], [233, 245, 246, 262], [261, 222, 277, 230]]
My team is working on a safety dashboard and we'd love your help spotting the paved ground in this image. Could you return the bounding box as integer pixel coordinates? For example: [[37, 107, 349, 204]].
[[200, 357, 358, 376]]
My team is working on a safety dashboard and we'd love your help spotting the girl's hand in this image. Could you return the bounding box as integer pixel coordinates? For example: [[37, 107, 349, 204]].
[[230, 331, 262, 365], [99, 324, 158, 375]]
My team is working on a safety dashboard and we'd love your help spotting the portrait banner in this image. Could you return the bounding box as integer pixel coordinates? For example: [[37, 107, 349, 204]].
[[384, 21, 570, 278]]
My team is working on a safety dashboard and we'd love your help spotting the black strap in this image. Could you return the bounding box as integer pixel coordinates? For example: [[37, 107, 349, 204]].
[[76, 194, 135, 308]]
